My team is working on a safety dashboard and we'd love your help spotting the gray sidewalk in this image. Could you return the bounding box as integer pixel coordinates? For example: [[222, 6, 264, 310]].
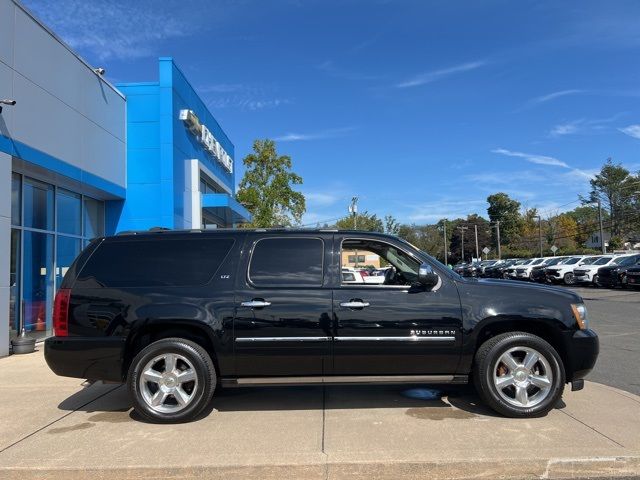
[[1, 349, 639, 479]]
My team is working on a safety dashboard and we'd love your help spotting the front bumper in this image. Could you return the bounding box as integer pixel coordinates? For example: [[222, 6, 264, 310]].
[[574, 273, 593, 283], [562, 329, 599, 382], [45, 336, 126, 383]]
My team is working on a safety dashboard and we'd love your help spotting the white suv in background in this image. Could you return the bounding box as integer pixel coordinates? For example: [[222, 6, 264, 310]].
[[573, 256, 617, 285], [514, 257, 547, 280], [545, 256, 591, 285]]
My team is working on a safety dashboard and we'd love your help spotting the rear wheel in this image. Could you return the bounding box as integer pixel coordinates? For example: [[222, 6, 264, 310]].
[[563, 272, 575, 285], [473, 332, 565, 417], [127, 338, 216, 423]]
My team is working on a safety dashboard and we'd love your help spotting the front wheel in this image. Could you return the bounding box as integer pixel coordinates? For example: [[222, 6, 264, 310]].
[[563, 272, 575, 285], [127, 338, 217, 423], [473, 332, 565, 417]]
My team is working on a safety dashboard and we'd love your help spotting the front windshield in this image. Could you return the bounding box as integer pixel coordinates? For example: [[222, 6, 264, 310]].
[[546, 257, 566, 266], [562, 257, 581, 265], [581, 256, 602, 265], [531, 258, 544, 265], [616, 255, 640, 267], [593, 256, 613, 265]]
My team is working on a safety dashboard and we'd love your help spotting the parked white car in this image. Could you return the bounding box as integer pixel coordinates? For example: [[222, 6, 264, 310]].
[[573, 256, 616, 285], [363, 268, 389, 284], [514, 257, 548, 280], [544, 256, 592, 285], [341, 269, 365, 284]]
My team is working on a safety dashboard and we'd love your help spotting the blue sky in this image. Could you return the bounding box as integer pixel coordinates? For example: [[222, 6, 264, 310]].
[[24, 0, 640, 225]]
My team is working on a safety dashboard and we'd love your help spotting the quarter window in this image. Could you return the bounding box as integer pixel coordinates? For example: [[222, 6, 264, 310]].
[[77, 238, 235, 287], [249, 238, 324, 287]]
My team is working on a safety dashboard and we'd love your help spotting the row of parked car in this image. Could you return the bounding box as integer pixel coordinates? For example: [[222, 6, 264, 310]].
[[454, 253, 640, 288]]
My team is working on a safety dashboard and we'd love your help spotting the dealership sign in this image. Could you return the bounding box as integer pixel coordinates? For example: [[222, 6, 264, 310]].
[[179, 109, 233, 173]]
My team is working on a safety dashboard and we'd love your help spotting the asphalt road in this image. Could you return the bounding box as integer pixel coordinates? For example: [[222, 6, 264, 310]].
[[565, 285, 640, 395]]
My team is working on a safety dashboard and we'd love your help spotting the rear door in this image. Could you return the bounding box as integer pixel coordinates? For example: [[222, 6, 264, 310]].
[[233, 235, 333, 377]]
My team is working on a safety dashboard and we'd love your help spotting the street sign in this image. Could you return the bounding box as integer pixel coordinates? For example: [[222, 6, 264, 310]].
[[551, 245, 558, 254], [482, 247, 490, 254]]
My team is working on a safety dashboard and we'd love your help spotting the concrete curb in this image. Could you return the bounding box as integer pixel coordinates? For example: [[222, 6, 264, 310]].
[[1, 456, 639, 480]]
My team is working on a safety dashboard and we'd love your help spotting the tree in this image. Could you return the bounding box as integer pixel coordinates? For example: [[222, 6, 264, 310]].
[[584, 158, 634, 237], [334, 211, 384, 232], [384, 215, 400, 235], [565, 205, 604, 246], [236, 139, 305, 227], [487, 193, 522, 246]]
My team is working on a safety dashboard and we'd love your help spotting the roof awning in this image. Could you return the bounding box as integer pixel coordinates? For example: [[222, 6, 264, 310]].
[[201, 193, 252, 224]]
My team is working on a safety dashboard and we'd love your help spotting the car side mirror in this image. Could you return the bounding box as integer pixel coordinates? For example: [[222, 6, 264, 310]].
[[418, 263, 439, 289]]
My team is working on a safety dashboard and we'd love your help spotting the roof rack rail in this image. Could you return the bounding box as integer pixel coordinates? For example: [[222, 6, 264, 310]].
[[116, 230, 138, 236], [149, 227, 172, 232]]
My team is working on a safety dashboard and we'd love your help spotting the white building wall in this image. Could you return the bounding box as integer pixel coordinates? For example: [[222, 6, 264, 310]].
[[0, 0, 126, 189]]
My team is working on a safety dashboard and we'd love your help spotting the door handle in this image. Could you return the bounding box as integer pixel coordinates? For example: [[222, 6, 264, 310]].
[[240, 299, 272, 308], [340, 300, 370, 309]]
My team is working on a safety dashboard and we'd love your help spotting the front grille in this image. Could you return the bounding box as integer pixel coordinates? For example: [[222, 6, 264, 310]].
[[516, 268, 526, 274], [627, 271, 640, 277], [598, 269, 614, 278], [574, 270, 588, 275]]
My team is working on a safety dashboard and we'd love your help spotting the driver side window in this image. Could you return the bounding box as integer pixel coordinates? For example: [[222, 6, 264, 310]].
[[340, 238, 421, 287]]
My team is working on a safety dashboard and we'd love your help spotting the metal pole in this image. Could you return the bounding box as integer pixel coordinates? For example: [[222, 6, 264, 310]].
[[496, 221, 501, 259], [597, 199, 605, 254], [537, 216, 543, 257], [457, 226, 468, 262], [474, 224, 479, 261], [443, 221, 448, 265]]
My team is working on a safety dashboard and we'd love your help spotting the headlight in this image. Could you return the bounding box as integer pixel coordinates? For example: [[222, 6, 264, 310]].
[[571, 303, 589, 330]]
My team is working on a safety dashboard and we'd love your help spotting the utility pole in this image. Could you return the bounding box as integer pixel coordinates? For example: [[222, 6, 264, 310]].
[[474, 224, 479, 261], [457, 226, 468, 263], [495, 221, 501, 259], [534, 215, 543, 257], [597, 199, 605, 254], [443, 220, 448, 265]]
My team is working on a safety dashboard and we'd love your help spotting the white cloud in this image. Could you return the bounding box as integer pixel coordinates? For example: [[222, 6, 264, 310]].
[[395, 60, 487, 88], [492, 148, 569, 168], [550, 121, 581, 137], [23, 0, 201, 61], [275, 127, 356, 142], [305, 192, 341, 207], [619, 124, 640, 139], [528, 89, 585, 105]]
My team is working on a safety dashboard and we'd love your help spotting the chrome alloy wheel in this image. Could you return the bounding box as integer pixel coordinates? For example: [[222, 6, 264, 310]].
[[493, 346, 553, 408], [139, 353, 199, 414]]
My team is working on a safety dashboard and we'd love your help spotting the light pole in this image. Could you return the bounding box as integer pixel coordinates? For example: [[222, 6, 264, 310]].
[[597, 198, 605, 254], [442, 220, 448, 265], [474, 224, 479, 261], [495, 221, 501, 259], [457, 226, 468, 263], [534, 215, 543, 257]]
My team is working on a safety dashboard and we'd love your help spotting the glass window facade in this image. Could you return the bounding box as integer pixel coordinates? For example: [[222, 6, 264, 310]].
[[10, 172, 105, 339]]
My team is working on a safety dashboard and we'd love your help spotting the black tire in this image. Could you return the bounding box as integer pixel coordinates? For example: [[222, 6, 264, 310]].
[[473, 332, 565, 418], [592, 275, 599, 287], [127, 338, 216, 423], [563, 272, 575, 285]]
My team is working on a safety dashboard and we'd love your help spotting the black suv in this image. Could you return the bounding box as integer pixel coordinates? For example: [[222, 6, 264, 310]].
[[45, 230, 598, 423], [596, 254, 640, 288]]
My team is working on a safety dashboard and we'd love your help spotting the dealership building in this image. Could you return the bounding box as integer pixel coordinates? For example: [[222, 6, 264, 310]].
[[0, 0, 249, 355]]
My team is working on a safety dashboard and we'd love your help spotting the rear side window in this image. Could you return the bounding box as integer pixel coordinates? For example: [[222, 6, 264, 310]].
[[77, 237, 235, 287], [249, 237, 323, 287]]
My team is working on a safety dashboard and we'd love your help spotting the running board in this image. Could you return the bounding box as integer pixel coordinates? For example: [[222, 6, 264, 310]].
[[221, 374, 468, 387]]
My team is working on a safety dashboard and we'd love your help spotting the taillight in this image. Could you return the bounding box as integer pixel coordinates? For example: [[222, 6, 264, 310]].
[[53, 288, 71, 337]]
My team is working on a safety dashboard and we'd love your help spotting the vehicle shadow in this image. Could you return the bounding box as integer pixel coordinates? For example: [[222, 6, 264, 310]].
[[58, 382, 567, 424]]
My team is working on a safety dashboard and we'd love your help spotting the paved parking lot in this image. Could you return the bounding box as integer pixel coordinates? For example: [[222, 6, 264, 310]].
[[563, 286, 640, 395]]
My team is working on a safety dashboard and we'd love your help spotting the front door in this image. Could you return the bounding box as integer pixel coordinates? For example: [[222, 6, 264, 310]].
[[234, 235, 332, 377], [332, 236, 463, 375]]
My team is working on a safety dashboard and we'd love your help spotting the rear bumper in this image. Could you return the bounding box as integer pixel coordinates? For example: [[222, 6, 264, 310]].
[[45, 336, 126, 382], [562, 329, 599, 381]]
